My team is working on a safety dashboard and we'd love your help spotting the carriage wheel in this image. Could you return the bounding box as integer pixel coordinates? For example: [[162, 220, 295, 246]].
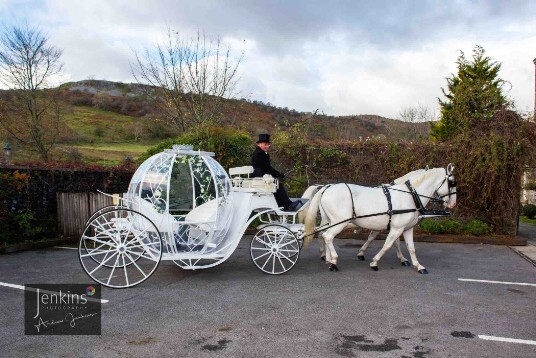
[[83, 205, 125, 263], [250, 224, 300, 275], [79, 208, 162, 288]]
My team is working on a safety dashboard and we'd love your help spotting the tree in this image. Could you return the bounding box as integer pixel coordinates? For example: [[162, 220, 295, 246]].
[[131, 29, 244, 132], [399, 104, 436, 141], [0, 23, 64, 162], [430, 45, 510, 141]]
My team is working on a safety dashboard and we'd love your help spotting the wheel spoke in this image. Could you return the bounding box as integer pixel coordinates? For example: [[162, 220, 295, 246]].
[[107, 254, 120, 285], [89, 251, 119, 275], [122, 254, 129, 287], [261, 252, 274, 270], [124, 251, 149, 279]]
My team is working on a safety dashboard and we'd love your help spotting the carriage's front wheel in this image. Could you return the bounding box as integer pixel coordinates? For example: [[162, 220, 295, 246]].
[[250, 225, 300, 274], [79, 209, 162, 288]]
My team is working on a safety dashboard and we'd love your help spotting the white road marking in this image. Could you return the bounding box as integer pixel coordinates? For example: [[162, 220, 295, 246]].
[[54, 246, 77, 250], [458, 278, 536, 287], [479, 335, 536, 346], [0, 281, 109, 303]]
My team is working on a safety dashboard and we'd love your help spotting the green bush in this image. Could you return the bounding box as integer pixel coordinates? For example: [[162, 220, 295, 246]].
[[462, 220, 492, 236], [524, 182, 536, 191], [523, 204, 536, 219], [138, 125, 252, 170], [419, 219, 461, 234], [420, 218, 489, 235], [0, 171, 42, 245], [441, 219, 462, 234], [419, 219, 444, 234]]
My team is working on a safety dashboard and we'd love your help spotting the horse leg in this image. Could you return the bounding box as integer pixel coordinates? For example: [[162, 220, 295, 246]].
[[318, 208, 328, 261], [357, 230, 380, 261], [319, 237, 326, 261], [402, 229, 427, 274], [370, 228, 404, 271], [322, 223, 346, 272], [394, 238, 410, 266]]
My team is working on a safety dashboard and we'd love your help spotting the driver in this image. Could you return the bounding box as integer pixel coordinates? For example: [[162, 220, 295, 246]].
[[251, 134, 302, 212]]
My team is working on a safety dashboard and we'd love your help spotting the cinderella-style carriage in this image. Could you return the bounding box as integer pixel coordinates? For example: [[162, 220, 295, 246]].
[[79, 145, 305, 288]]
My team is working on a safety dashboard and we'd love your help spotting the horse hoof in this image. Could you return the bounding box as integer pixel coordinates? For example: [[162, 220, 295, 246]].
[[357, 255, 365, 261], [321, 256, 326, 261], [371, 266, 379, 271], [401, 261, 411, 267], [329, 264, 339, 272], [418, 269, 428, 274]]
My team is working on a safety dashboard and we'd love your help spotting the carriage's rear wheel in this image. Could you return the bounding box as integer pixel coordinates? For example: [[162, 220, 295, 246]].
[[79, 208, 162, 288], [250, 225, 300, 274], [83, 205, 126, 265]]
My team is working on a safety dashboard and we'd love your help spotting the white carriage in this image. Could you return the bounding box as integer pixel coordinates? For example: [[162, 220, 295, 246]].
[[79, 145, 305, 288]]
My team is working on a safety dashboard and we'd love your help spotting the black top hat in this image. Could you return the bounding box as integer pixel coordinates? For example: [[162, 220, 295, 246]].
[[256, 134, 271, 143]]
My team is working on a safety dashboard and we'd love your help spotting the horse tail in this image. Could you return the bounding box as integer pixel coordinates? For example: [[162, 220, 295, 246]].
[[297, 185, 323, 223], [304, 185, 329, 247]]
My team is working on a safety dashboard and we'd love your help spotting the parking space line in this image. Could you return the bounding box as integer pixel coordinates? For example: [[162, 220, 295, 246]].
[[479, 335, 536, 345], [458, 278, 536, 287], [54, 246, 78, 250], [0, 281, 109, 304]]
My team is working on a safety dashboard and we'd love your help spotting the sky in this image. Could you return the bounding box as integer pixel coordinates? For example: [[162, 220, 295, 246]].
[[1, 0, 535, 119]]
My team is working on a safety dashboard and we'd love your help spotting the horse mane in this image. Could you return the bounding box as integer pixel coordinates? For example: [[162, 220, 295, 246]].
[[409, 168, 443, 187]]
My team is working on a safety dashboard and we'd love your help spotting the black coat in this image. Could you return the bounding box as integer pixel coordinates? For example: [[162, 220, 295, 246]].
[[251, 147, 282, 178]]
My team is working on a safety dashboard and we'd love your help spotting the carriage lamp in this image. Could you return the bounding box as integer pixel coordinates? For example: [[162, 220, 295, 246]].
[[3, 143, 11, 164]]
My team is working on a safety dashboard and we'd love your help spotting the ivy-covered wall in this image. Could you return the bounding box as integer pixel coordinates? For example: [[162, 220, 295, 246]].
[[270, 111, 535, 235], [0, 164, 133, 245]]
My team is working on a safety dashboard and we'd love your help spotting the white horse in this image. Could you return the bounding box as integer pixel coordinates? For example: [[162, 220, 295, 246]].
[[304, 165, 457, 273], [298, 169, 428, 266]]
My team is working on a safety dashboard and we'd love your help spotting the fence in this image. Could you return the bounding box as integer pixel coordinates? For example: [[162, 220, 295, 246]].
[[57, 192, 119, 238]]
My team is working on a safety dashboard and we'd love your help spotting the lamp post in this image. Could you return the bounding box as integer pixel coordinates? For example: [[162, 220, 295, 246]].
[[3, 143, 12, 164]]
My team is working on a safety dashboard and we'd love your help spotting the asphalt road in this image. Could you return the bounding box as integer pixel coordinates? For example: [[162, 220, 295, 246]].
[[1, 237, 535, 357]]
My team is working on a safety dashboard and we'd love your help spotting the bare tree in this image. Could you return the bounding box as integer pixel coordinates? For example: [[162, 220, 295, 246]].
[[399, 104, 436, 141], [131, 29, 244, 132], [0, 23, 63, 162]]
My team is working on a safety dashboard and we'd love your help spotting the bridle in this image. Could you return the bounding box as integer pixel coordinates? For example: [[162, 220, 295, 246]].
[[436, 169, 457, 202]]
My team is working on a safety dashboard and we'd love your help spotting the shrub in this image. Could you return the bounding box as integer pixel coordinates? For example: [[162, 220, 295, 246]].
[[441, 219, 462, 234], [419, 219, 461, 234], [419, 218, 491, 235], [525, 182, 536, 191], [0, 171, 42, 244], [419, 219, 444, 234], [523, 204, 536, 219], [138, 125, 252, 170], [462, 220, 492, 236], [94, 126, 105, 137], [65, 147, 83, 163]]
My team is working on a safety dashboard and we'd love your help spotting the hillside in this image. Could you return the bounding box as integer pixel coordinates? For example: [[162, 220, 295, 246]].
[[1, 80, 430, 164], [59, 80, 430, 140]]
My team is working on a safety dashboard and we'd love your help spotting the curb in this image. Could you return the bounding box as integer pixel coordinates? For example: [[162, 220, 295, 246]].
[[0, 238, 78, 254], [509, 245, 536, 267]]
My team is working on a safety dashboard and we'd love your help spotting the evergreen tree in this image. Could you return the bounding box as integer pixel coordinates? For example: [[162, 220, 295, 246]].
[[430, 45, 510, 141]]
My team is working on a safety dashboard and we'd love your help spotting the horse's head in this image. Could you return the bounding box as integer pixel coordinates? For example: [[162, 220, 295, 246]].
[[438, 163, 457, 209]]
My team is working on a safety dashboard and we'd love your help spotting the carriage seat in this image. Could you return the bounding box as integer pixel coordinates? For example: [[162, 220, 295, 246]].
[[184, 199, 218, 223], [229, 166, 278, 193]]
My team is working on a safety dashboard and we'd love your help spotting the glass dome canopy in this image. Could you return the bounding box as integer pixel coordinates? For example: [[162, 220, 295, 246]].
[[126, 145, 233, 256]]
